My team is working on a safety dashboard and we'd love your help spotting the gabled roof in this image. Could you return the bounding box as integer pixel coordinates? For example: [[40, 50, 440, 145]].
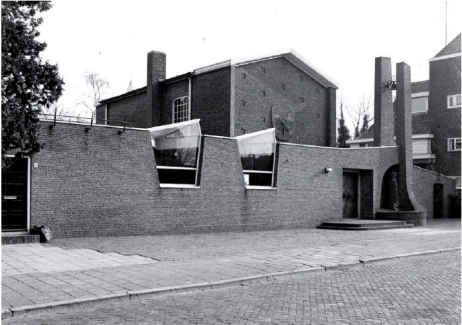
[[411, 80, 429, 94], [357, 112, 431, 140], [100, 49, 339, 104], [433, 33, 461, 58], [194, 49, 339, 89]]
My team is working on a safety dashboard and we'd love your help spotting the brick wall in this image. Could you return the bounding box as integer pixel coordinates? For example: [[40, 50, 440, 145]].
[[104, 91, 150, 128], [429, 56, 461, 176], [234, 58, 332, 145], [413, 166, 456, 219], [161, 80, 189, 125], [31, 122, 400, 238], [192, 68, 231, 137]]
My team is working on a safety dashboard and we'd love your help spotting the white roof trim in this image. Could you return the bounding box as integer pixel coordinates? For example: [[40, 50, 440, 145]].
[[191, 49, 339, 89], [412, 92, 429, 98], [147, 119, 201, 133], [234, 128, 275, 140], [430, 53, 461, 62]]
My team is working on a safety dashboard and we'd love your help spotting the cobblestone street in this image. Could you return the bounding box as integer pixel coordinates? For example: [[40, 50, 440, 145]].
[[4, 252, 460, 324]]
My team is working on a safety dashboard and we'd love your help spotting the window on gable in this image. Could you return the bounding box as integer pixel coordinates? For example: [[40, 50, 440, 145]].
[[448, 138, 461, 152], [236, 129, 276, 188], [149, 119, 201, 187], [412, 96, 428, 113], [447, 94, 461, 109], [173, 97, 189, 123]]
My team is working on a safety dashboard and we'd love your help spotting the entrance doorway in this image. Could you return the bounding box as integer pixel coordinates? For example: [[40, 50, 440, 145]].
[[433, 183, 444, 219], [343, 171, 359, 219], [2, 158, 29, 232]]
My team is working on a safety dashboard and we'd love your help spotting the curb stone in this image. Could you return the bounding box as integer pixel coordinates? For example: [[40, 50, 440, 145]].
[[2, 248, 460, 320]]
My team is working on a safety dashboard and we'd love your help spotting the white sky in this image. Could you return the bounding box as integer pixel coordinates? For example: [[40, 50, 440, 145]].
[[38, 0, 461, 127]]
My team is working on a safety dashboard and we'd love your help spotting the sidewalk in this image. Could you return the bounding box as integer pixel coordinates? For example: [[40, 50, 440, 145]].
[[2, 219, 460, 319]]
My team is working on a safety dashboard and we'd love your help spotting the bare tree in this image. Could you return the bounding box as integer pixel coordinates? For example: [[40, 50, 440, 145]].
[[79, 71, 109, 116], [40, 103, 84, 122], [346, 95, 374, 139]]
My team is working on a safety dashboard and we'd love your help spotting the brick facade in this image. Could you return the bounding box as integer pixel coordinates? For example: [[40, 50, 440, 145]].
[[429, 56, 461, 176], [30, 121, 400, 238], [97, 51, 337, 146], [234, 58, 333, 145]]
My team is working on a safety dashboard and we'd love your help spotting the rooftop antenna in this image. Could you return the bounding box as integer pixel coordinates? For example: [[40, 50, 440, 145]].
[[445, 1, 448, 45]]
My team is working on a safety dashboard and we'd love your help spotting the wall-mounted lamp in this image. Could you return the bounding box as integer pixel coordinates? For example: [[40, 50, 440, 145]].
[[386, 80, 397, 90], [325, 167, 332, 173]]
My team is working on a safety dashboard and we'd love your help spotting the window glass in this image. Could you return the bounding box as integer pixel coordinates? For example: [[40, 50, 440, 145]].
[[236, 129, 276, 187], [411, 97, 427, 113], [173, 97, 189, 123], [149, 120, 201, 186]]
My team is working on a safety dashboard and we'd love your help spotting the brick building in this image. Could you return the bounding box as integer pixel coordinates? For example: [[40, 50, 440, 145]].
[[2, 56, 456, 238], [348, 34, 461, 187], [96, 50, 338, 146]]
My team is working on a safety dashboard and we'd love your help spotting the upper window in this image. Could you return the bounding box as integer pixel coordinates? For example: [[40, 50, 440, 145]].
[[411, 96, 428, 113], [448, 138, 461, 152], [173, 97, 189, 123], [236, 129, 276, 189], [447, 94, 461, 109], [149, 119, 201, 188]]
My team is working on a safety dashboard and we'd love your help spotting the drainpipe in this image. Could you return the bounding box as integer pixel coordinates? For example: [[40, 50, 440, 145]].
[[188, 77, 192, 120]]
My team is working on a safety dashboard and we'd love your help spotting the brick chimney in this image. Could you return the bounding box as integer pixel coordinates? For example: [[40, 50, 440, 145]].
[[374, 57, 395, 147], [147, 51, 166, 127]]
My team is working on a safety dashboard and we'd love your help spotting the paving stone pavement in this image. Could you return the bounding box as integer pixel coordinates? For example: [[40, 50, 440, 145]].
[[3, 251, 460, 324], [1, 220, 460, 317]]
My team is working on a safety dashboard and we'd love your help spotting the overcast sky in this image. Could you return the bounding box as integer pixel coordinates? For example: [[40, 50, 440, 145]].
[[38, 0, 461, 125]]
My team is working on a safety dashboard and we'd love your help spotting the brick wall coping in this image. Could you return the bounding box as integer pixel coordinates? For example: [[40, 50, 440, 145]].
[[413, 165, 458, 180], [39, 120, 149, 132]]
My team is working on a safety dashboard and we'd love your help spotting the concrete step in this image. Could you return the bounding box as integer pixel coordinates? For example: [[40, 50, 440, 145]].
[[1, 234, 40, 245], [317, 219, 414, 231], [317, 224, 414, 231]]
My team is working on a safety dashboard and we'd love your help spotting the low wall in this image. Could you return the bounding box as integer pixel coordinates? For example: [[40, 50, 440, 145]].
[[30, 122, 399, 238], [412, 166, 457, 219]]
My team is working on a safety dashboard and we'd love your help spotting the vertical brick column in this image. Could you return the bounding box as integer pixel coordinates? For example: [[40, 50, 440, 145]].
[[374, 57, 394, 147], [395, 62, 424, 215], [147, 51, 166, 128], [327, 88, 337, 147]]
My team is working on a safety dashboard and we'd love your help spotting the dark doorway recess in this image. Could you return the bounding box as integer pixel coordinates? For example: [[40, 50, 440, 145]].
[[2, 158, 28, 232], [343, 172, 359, 219], [433, 183, 444, 219]]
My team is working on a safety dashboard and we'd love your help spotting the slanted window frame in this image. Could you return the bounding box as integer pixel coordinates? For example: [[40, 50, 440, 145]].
[[236, 128, 277, 190], [411, 93, 428, 113], [447, 94, 461, 109], [149, 119, 201, 188], [172, 96, 190, 123], [448, 138, 461, 152]]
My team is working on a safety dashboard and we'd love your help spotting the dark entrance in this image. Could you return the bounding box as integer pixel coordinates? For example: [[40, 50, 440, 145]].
[[433, 183, 444, 219], [343, 171, 359, 219], [2, 158, 28, 231]]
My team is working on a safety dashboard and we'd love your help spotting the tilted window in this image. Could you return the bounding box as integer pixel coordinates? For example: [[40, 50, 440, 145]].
[[149, 119, 201, 187], [236, 129, 276, 188], [173, 97, 190, 123], [448, 138, 461, 152], [447, 94, 461, 109], [411, 96, 428, 113]]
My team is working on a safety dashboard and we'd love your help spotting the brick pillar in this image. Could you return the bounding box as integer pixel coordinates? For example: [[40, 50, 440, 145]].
[[374, 57, 395, 147], [147, 51, 166, 128], [327, 88, 337, 147], [395, 62, 424, 214]]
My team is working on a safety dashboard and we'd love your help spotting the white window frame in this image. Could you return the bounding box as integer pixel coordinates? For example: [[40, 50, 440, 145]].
[[235, 129, 277, 189], [172, 96, 190, 123], [447, 138, 461, 152], [411, 92, 429, 113], [447, 94, 461, 109]]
